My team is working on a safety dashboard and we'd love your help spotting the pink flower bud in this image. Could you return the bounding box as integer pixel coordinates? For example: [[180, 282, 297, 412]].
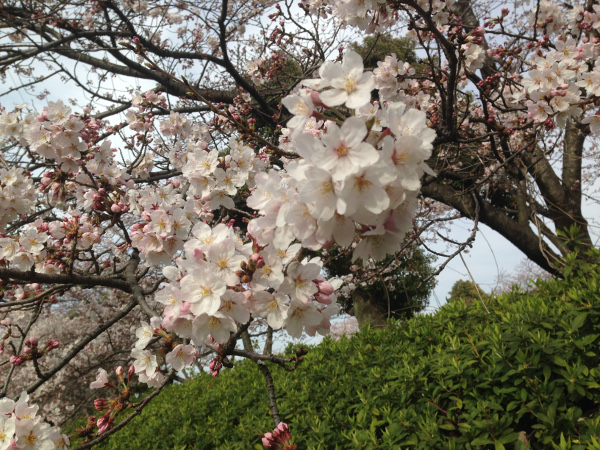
[[315, 280, 334, 295], [26, 337, 38, 347], [128, 365, 135, 381], [262, 437, 272, 448], [10, 355, 24, 366], [45, 339, 59, 350], [172, 179, 181, 188], [97, 414, 114, 434], [179, 301, 192, 315], [111, 204, 121, 213], [94, 398, 108, 411], [115, 366, 124, 376], [314, 293, 332, 304], [309, 90, 324, 108], [472, 26, 485, 37]]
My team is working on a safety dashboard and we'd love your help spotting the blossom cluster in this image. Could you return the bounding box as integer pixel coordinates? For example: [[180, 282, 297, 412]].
[[0, 216, 100, 274], [514, 30, 600, 131], [250, 50, 435, 263], [21, 100, 87, 173], [262, 422, 295, 449], [300, 0, 452, 31], [125, 136, 263, 265], [124, 50, 436, 385], [0, 167, 36, 232], [0, 391, 68, 449], [130, 220, 341, 385]]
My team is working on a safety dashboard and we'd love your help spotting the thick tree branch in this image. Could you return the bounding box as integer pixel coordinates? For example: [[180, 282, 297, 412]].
[[0, 269, 130, 292]]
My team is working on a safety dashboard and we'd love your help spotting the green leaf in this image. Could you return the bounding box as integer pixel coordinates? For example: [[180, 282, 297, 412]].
[[564, 265, 573, 278], [553, 356, 568, 367], [572, 312, 588, 332]]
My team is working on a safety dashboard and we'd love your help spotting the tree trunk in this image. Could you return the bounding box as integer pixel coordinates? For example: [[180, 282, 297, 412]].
[[352, 289, 390, 329]]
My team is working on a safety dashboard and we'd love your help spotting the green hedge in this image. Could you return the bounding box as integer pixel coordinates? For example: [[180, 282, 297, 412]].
[[90, 252, 600, 449]]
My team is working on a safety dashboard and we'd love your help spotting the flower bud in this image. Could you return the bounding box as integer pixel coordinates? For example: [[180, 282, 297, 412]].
[[10, 355, 24, 366], [45, 339, 59, 350], [180, 301, 192, 315], [314, 293, 332, 304], [94, 398, 108, 411], [315, 279, 334, 295], [97, 414, 114, 434]]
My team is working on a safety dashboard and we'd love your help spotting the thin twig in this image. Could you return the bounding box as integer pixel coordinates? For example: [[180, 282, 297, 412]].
[[72, 369, 177, 449]]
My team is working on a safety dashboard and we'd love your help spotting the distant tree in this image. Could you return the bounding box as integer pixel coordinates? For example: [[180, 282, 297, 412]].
[[350, 34, 420, 69], [494, 258, 552, 294], [326, 244, 437, 328], [447, 280, 489, 306]]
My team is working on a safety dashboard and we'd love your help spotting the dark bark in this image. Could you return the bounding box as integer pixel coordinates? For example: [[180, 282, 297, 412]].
[[421, 180, 561, 274]]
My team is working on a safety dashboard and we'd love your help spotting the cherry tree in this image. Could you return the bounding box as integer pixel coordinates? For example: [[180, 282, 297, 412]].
[[0, 0, 599, 446]]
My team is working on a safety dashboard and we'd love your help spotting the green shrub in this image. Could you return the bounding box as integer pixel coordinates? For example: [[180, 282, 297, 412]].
[[84, 251, 600, 449]]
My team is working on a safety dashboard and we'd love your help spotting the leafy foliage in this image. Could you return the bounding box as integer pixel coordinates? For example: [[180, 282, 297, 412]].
[[447, 279, 490, 306], [92, 250, 600, 449], [350, 35, 419, 69]]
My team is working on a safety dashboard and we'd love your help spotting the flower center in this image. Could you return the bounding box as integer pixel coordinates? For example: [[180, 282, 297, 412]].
[[26, 431, 37, 445], [354, 177, 371, 193], [344, 73, 358, 92], [319, 181, 334, 198], [335, 143, 349, 157]]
